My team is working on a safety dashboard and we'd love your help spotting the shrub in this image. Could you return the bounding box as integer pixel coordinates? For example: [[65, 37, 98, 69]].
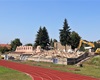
[[90, 56, 100, 66]]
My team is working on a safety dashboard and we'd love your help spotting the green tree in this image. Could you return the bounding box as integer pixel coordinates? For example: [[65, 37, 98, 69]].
[[34, 27, 43, 47], [11, 38, 22, 51], [79, 44, 85, 51], [25, 43, 33, 46], [42, 27, 50, 49], [70, 31, 81, 50], [53, 39, 58, 42], [50, 39, 58, 47], [50, 38, 53, 47], [59, 19, 71, 51], [34, 27, 50, 49], [94, 42, 100, 51], [0, 47, 9, 54]]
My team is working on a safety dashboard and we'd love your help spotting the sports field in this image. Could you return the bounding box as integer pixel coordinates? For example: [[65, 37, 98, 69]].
[[0, 60, 98, 80]]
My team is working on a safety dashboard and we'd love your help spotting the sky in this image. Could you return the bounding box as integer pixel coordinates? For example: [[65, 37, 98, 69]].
[[0, 0, 100, 45]]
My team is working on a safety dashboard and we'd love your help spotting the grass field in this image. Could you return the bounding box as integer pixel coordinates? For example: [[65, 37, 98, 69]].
[[0, 66, 32, 80]]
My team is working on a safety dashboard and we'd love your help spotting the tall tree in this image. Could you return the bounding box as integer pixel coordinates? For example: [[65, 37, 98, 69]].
[[42, 27, 50, 49], [11, 38, 22, 51], [34, 27, 43, 47], [70, 31, 81, 50], [34, 27, 49, 49], [59, 19, 71, 51]]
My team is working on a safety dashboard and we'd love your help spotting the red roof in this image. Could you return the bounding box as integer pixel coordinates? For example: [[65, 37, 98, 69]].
[[0, 44, 11, 49]]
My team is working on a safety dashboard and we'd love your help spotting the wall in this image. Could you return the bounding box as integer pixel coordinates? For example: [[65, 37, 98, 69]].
[[54, 42, 71, 51]]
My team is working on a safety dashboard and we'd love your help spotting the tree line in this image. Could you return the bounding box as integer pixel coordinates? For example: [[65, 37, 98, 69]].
[[0, 18, 100, 54], [34, 19, 81, 50]]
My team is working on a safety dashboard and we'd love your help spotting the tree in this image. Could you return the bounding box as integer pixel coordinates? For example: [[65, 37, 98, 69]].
[[34, 27, 42, 47], [70, 31, 81, 50], [59, 19, 71, 51], [11, 38, 22, 51], [50, 39, 58, 47], [0, 47, 9, 54], [34, 27, 50, 49], [42, 27, 50, 49], [53, 39, 58, 42], [25, 43, 33, 46], [94, 42, 100, 51], [50, 38, 53, 47]]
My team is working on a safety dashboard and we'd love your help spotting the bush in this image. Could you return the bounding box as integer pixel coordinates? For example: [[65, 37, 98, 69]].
[[90, 56, 100, 66]]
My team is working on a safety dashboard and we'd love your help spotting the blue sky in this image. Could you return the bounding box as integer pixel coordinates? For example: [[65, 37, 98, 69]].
[[0, 0, 100, 44]]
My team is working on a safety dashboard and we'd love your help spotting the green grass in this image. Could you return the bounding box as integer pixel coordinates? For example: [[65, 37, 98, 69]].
[[18, 59, 100, 78], [0, 66, 32, 80], [86, 55, 100, 66]]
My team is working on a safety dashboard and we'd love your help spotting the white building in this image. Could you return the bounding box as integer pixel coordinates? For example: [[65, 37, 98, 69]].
[[15, 46, 33, 53]]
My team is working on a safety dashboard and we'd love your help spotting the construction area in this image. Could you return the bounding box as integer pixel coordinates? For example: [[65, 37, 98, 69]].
[[1, 39, 99, 66]]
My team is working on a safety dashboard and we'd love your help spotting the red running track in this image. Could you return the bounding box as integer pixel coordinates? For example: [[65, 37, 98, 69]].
[[0, 60, 99, 80]]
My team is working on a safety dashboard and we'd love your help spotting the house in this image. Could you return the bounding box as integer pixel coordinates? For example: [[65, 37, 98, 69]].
[[0, 44, 11, 50]]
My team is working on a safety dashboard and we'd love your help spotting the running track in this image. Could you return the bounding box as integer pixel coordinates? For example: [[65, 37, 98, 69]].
[[0, 60, 99, 80]]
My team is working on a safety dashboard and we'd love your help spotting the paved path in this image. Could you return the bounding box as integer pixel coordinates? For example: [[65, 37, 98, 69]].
[[0, 60, 99, 80]]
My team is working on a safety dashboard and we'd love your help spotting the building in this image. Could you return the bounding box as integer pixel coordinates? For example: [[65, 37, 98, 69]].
[[15, 46, 33, 53], [8, 46, 34, 60], [54, 42, 71, 51]]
